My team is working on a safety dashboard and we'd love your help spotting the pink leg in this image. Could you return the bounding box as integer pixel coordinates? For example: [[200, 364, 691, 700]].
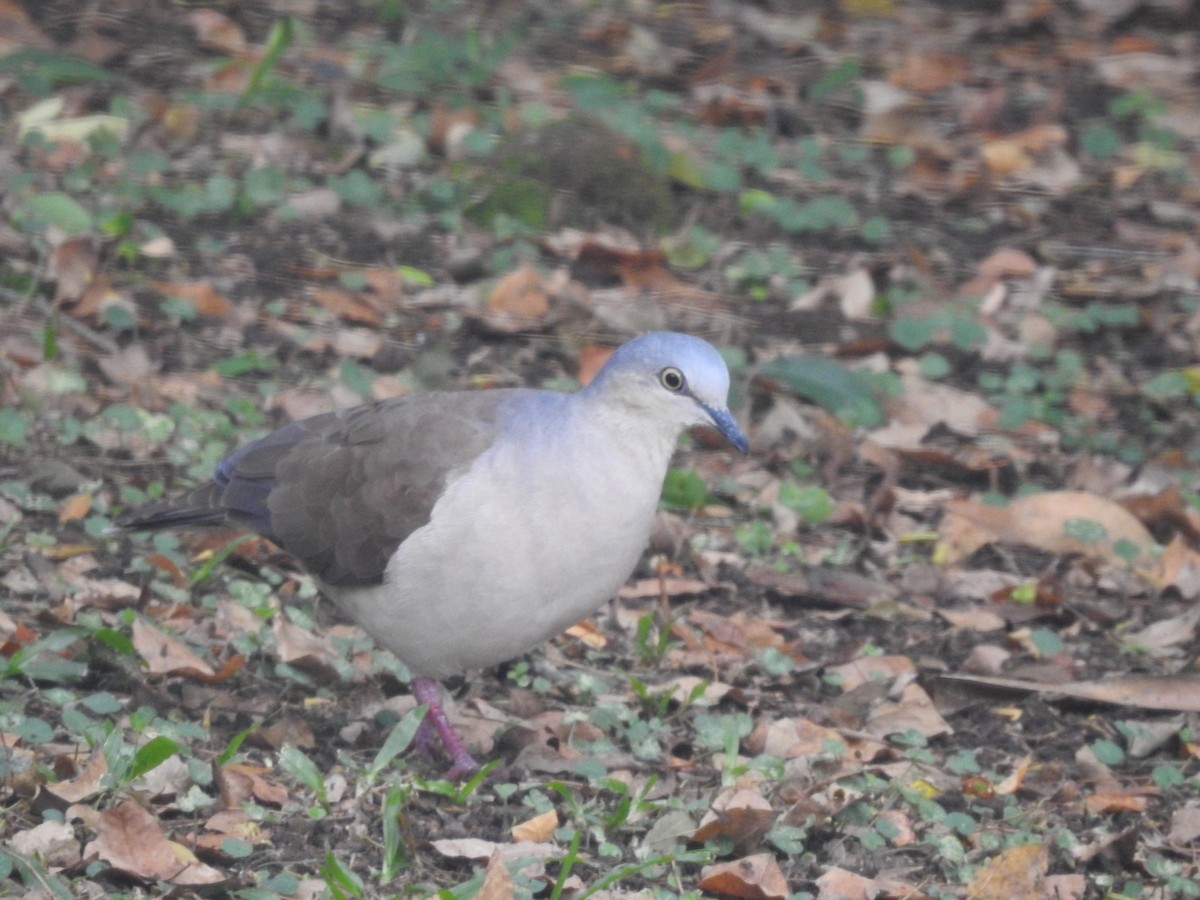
[[411, 676, 479, 778]]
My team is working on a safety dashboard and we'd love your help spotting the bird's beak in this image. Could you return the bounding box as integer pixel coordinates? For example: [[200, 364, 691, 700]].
[[701, 403, 749, 455]]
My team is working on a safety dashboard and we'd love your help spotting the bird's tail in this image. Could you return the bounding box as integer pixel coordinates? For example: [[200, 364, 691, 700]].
[[114, 483, 228, 532]]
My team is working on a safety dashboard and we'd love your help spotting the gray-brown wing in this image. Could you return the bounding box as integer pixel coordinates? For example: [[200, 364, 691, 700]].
[[261, 390, 516, 585], [121, 390, 519, 587]]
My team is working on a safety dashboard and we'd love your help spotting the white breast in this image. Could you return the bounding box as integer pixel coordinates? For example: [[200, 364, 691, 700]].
[[329, 411, 676, 678]]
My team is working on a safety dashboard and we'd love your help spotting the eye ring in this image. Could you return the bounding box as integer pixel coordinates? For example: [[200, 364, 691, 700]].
[[659, 366, 686, 393]]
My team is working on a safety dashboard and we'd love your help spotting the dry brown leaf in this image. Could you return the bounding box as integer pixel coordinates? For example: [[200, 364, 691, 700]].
[[483, 267, 550, 331], [564, 619, 607, 649], [478, 850, 516, 900], [0, 0, 53, 54], [132, 618, 216, 678], [698, 853, 788, 900], [981, 139, 1032, 178], [1044, 874, 1087, 900], [1153, 534, 1200, 596], [577, 343, 615, 386], [188, 9, 247, 54], [82, 800, 224, 885], [1122, 603, 1200, 654], [966, 843, 1048, 900], [1085, 789, 1151, 814], [311, 287, 385, 326], [429, 838, 562, 866], [828, 654, 914, 692], [1167, 801, 1200, 845], [46, 237, 101, 305], [939, 672, 1200, 713], [693, 788, 774, 848], [977, 247, 1039, 280], [937, 491, 1160, 581], [790, 269, 876, 320], [57, 492, 92, 524], [889, 51, 969, 93], [272, 617, 337, 675], [688, 609, 787, 654], [150, 279, 233, 318], [216, 763, 289, 808], [511, 808, 558, 843], [753, 717, 888, 765], [814, 865, 924, 900], [886, 373, 996, 436], [45, 750, 108, 804], [252, 717, 317, 751], [6, 820, 79, 868], [863, 682, 954, 740], [618, 576, 712, 599], [994, 754, 1033, 795]]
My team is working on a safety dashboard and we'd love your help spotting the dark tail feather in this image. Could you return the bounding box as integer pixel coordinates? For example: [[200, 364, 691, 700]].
[[115, 483, 229, 532]]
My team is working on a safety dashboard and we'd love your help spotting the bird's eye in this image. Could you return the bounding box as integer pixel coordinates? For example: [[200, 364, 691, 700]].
[[659, 366, 686, 392]]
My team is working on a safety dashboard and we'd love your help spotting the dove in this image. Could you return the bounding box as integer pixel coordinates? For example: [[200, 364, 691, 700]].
[[119, 332, 747, 776]]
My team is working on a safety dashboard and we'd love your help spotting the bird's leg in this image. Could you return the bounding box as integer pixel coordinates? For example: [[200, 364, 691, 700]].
[[411, 676, 479, 779]]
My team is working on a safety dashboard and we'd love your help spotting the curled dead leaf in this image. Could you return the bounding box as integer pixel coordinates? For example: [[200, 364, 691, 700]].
[[698, 853, 788, 900]]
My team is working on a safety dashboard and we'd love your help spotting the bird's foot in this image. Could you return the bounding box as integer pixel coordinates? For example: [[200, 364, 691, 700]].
[[411, 676, 481, 779]]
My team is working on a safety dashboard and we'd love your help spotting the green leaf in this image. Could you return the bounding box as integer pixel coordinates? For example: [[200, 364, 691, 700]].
[[860, 215, 891, 244], [81, 691, 123, 715], [756, 354, 883, 427], [0, 409, 29, 446], [319, 853, 364, 899], [19, 192, 94, 234], [220, 837, 254, 859], [279, 743, 327, 804], [1090, 738, 1125, 766], [1064, 517, 1107, 543], [661, 468, 709, 510], [917, 352, 951, 379], [1027, 627, 1063, 656], [777, 483, 833, 524], [128, 736, 180, 779], [396, 265, 435, 287], [0, 48, 119, 87], [213, 349, 277, 377], [890, 315, 938, 351], [42, 321, 58, 360], [380, 783, 412, 882], [243, 18, 294, 99], [364, 706, 426, 786], [1144, 370, 1189, 400]]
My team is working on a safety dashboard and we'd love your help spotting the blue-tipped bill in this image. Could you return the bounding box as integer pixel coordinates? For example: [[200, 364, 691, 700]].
[[701, 403, 749, 455]]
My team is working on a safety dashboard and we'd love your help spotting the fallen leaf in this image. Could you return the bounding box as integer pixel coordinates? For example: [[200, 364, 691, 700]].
[[482, 267, 550, 332], [939, 672, 1200, 713], [81, 800, 224, 885], [693, 788, 774, 848], [966, 843, 1048, 900], [188, 9, 247, 54], [46, 750, 108, 804], [478, 850, 516, 900], [149, 279, 233, 318], [863, 683, 954, 740], [57, 492, 92, 524], [814, 865, 924, 900], [698, 853, 788, 900], [215, 763, 289, 808], [938, 492, 1160, 582], [132, 618, 216, 678], [828, 654, 914, 692], [1086, 788, 1151, 816], [511, 808, 558, 843], [1167, 801, 1200, 845], [6, 819, 80, 868]]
